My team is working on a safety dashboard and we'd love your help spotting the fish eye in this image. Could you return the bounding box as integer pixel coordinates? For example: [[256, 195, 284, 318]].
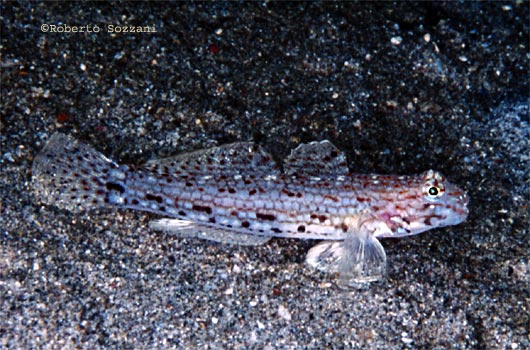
[[428, 186, 441, 197], [422, 170, 446, 201]]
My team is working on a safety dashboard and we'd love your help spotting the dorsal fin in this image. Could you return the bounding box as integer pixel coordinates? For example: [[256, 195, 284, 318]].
[[284, 140, 349, 176], [142, 142, 279, 176]]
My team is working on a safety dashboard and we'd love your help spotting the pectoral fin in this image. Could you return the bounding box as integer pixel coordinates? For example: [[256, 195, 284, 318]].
[[305, 234, 387, 286]]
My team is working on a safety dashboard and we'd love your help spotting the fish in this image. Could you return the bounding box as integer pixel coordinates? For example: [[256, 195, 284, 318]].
[[32, 133, 469, 286]]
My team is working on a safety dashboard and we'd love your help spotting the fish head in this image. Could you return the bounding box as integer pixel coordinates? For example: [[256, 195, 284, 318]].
[[379, 170, 469, 237], [422, 169, 469, 223]]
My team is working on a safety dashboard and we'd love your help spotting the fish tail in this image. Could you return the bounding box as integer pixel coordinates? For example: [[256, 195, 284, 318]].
[[32, 133, 127, 212]]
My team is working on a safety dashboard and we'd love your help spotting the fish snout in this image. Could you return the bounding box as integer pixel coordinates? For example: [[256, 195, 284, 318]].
[[457, 190, 469, 220]]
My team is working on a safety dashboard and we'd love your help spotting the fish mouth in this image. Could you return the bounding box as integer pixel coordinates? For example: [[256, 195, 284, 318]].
[[461, 192, 470, 217], [441, 191, 469, 226], [462, 191, 469, 207], [453, 192, 469, 223], [448, 187, 469, 220]]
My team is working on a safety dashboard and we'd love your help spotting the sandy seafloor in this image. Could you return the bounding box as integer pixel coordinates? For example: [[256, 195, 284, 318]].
[[1, 2, 528, 349]]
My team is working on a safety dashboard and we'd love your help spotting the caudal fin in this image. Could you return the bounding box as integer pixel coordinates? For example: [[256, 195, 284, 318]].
[[32, 133, 124, 212]]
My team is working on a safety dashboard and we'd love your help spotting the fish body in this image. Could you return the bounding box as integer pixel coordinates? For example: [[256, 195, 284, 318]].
[[32, 133, 469, 285]]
